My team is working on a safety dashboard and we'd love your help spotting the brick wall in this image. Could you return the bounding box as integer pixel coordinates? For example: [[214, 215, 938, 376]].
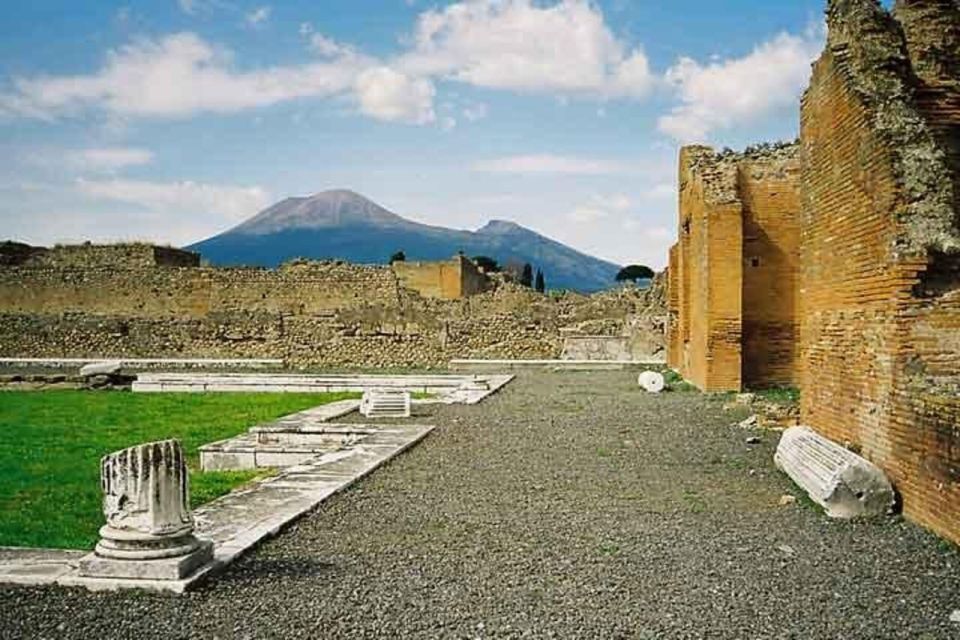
[[798, 0, 960, 544], [668, 145, 801, 392], [672, 147, 744, 392], [739, 151, 802, 388]]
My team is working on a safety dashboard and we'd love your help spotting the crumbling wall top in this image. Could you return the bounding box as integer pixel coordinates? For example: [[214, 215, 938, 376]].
[[824, 0, 960, 255], [894, 0, 960, 87]]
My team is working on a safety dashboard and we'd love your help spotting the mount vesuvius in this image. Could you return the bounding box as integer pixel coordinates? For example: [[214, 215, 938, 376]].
[[189, 190, 622, 293]]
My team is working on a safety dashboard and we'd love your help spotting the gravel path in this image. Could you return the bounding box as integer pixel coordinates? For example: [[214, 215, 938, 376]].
[[2, 371, 959, 639]]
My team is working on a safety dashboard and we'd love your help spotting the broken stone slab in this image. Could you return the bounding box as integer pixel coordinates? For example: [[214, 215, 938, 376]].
[[79, 360, 122, 377], [637, 371, 665, 393], [78, 439, 212, 581], [774, 426, 896, 519], [360, 390, 412, 418]]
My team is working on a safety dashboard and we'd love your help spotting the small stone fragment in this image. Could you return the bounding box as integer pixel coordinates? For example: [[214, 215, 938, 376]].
[[79, 360, 122, 377], [738, 415, 759, 429], [637, 371, 665, 393], [779, 494, 797, 506], [746, 436, 762, 445], [950, 610, 960, 624]]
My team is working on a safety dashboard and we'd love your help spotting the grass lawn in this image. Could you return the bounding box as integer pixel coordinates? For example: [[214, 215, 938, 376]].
[[0, 390, 360, 550]]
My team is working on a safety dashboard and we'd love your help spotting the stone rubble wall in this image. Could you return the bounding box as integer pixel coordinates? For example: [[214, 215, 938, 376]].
[[0, 255, 666, 368]]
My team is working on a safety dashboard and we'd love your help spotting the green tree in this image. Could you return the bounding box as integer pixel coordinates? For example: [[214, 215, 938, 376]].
[[472, 255, 501, 272], [535, 269, 545, 293], [615, 264, 655, 282], [520, 263, 534, 287], [390, 251, 406, 263]]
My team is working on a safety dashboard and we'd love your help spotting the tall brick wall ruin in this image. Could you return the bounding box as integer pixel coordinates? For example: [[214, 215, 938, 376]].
[[798, 0, 960, 544], [667, 0, 960, 545], [671, 147, 744, 392], [739, 150, 802, 388], [668, 145, 801, 392], [0, 244, 666, 368]]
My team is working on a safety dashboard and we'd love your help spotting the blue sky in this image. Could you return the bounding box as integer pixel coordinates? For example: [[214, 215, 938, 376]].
[[0, 0, 832, 268]]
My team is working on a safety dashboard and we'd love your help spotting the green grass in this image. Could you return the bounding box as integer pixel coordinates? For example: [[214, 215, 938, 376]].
[[751, 386, 800, 405], [0, 390, 359, 549], [663, 369, 698, 392]]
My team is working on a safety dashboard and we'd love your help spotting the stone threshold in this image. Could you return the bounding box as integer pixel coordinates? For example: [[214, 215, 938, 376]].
[[450, 359, 665, 371], [0, 422, 435, 594], [0, 357, 284, 370], [132, 373, 515, 405]]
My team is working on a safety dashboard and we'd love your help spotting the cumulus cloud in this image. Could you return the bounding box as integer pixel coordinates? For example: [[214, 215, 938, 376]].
[[474, 154, 630, 175], [76, 177, 271, 221], [0, 33, 366, 120], [658, 29, 823, 142], [355, 67, 436, 124], [398, 0, 654, 98]]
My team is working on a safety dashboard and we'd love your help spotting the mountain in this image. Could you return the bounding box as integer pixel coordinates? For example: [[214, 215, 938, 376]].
[[188, 190, 621, 292]]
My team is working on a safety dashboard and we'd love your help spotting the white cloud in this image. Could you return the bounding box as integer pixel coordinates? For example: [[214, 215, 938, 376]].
[[307, 33, 353, 58], [473, 154, 629, 175], [245, 6, 271, 28], [462, 102, 488, 122], [71, 147, 155, 171], [658, 29, 822, 142], [568, 194, 631, 223], [398, 0, 654, 98], [0, 32, 367, 120], [354, 66, 436, 124], [76, 177, 271, 221]]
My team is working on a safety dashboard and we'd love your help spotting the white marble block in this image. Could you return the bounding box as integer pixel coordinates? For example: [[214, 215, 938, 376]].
[[79, 439, 212, 580], [637, 371, 666, 393], [360, 390, 412, 418], [79, 360, 122, 377], [774, 426, 896, 519]]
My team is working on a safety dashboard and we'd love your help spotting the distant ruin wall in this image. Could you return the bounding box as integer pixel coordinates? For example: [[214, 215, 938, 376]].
[[798, 0, 960, 544], [391, 255, 489, 300], [0, 248, 665, 368]]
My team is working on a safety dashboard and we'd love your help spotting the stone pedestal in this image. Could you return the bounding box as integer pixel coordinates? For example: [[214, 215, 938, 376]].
[[78, 439, 213, 581]]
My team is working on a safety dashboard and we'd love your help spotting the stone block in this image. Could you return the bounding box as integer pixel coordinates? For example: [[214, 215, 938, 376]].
[[774, 426, 896, 519], [360, 390, 412, 418], [80, 360, 122, 377], [77, 541, 212, 580], [637, 371, 665, 393]]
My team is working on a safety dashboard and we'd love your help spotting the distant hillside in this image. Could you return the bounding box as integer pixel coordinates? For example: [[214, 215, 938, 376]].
[[189, 190, 622, 292]]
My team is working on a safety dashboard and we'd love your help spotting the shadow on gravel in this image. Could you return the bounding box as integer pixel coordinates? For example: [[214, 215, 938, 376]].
[[217, 556, 338, 582]]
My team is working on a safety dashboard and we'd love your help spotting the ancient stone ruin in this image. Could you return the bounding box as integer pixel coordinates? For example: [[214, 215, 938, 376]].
[[668, 0, 960, 544], [0, 243, 666, 368], [79, 440, 212, 581]]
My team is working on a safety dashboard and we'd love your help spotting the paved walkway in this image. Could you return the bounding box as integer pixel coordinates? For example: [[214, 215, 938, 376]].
[[2, 371, 958, 638]]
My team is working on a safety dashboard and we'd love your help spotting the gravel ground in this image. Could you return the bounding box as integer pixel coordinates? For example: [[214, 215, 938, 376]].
[[2, 370, 959, 639]]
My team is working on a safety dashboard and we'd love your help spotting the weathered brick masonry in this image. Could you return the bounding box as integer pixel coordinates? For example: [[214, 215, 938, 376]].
[[0, 244, 666, 368], [667, 145, 801, 392], [669, 0, 960, 544], [799, 0, 960, 544]]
